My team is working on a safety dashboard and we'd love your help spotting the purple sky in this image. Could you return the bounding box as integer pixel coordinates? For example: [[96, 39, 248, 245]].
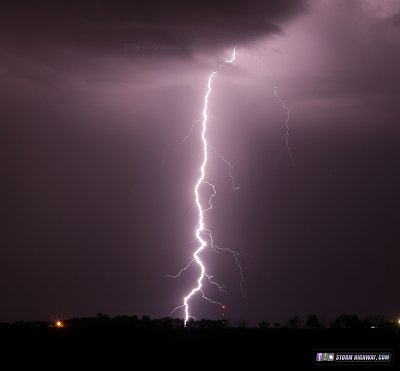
[[1, 0, 400, 323]]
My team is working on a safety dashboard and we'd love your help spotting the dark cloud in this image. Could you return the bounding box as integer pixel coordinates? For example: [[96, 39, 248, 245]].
[[0, 0, 306, 54], [391, 12, 400, 25]]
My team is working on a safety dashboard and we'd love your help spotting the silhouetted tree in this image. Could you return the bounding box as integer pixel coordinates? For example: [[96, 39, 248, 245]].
[[237, 320, 249, 329], [96, 312, 110, 320], [141, 315, 151, 322], [288, 315, 302, 329], [259, 320, 270, 329], [331, 314, 362, 329], [305, 314, 323, 329], [364, 315, 386, 328], [185, 318, 196, 328]]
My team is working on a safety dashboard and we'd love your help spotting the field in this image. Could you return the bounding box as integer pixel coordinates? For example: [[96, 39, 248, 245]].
[[1, 322, 398, 370]]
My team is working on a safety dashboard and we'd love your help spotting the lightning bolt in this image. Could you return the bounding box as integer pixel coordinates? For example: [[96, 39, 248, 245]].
[[273, 86, 296, 168], [181, 118, 200, 143], [247, 50, 296, 167], [170, 47, 241, 326], [208, 144, 240, 191]]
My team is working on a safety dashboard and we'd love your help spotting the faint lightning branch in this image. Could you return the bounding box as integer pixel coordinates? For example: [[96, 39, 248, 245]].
[[203, 181, 217, 213], [273, 86, 296, 168], [164, 259, 195, 279], [247, 50, 296, 168], [200, 289, 223, 307], [170, 304, 185, 317], [216, 247, 244, 296], [203, 227, 244, 296], [170, 47, 238, 326], [247, 49, 265, 74], [182, 119, 201, 142], [208, 144, 240, 190], [205, 273, 227, 294]]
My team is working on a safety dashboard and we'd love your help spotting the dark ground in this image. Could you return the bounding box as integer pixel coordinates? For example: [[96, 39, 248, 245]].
[[0, 324, 398, 370]]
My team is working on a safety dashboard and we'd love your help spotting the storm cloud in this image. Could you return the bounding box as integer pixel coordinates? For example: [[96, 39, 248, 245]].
[[0, 0, 306, 54]]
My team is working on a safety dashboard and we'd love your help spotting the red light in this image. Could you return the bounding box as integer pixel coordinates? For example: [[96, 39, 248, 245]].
[[222, 305, 226, 310]]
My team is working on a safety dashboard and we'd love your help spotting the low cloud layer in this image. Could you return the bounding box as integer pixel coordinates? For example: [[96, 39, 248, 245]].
[[1, 0, 306, 54]]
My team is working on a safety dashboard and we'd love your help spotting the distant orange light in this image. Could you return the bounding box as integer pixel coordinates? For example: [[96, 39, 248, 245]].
[[55, 321, 63, 328]]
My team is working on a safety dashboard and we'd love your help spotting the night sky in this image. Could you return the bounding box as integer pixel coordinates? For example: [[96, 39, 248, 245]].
[[1, 0, 400, 324]]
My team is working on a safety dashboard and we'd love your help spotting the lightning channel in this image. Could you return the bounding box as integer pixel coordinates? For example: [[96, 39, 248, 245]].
[[170, 47, 239, 326], [208, 144, 240, 191], [182, 119, 201, 143], [182, 47, 236, 326], [247, 50, 296, 167], [273, 86, 296, 168]]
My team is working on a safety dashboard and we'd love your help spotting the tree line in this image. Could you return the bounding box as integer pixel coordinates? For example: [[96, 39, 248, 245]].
[[1, 313, 397, 330], [258, 313, 394, 329]]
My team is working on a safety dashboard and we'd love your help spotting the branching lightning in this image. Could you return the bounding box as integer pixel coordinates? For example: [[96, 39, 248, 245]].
[[181, 119, 201, 143], [169, 47, 245, 326], [273, 86, 296, 168], [208, 144, 240, 191], [247, 50, 296, 167], [170, 48, 296, 325]]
